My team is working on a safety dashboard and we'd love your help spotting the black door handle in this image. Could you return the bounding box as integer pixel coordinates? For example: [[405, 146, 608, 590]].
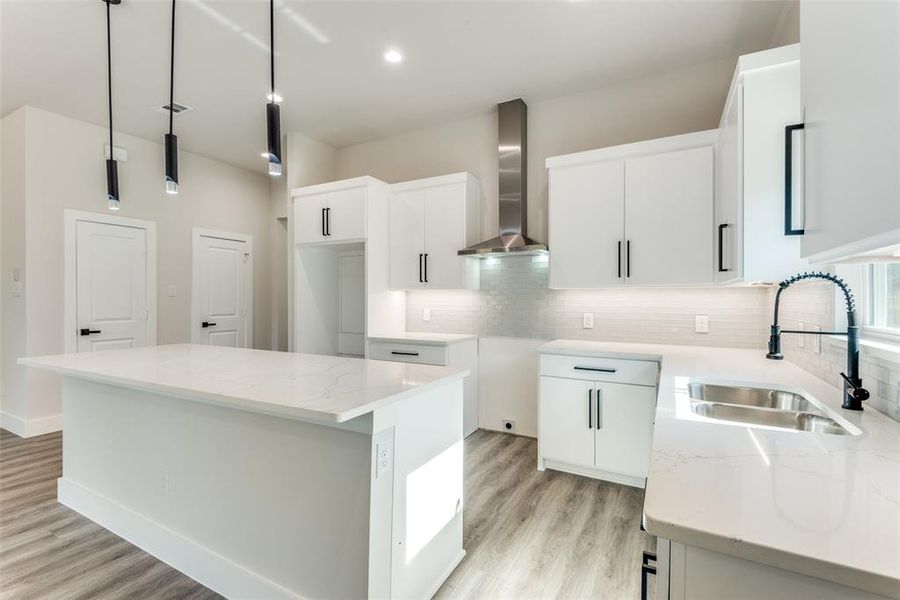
[[626, 240, 631, 278], [325, 207, 331, 236], [424, 253, 428, 283], [202, 321, 217, 328], [641, 551, 657, 600], [617, 241, 622, 278], [419, 253, 423, 283], [588, 389, 593, 429], [784, 123, 805, 236], [79, 328, 101, 336], [718, 223, 731, 272], [321, 207, 326, 237]]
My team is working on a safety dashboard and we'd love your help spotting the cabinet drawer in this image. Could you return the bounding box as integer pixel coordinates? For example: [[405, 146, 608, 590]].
[[540, 354, 658, 387], [368, 342, 448, 366]]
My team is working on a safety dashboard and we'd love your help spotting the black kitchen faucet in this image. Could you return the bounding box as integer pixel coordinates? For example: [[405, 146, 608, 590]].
[[766, 271, 870, 411]]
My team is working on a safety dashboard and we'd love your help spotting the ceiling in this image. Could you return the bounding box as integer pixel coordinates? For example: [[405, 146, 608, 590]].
[[1, 0, 794, 173]]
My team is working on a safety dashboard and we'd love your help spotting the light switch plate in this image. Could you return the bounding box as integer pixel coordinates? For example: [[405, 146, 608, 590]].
[[582, 312, 594, 329], [695, 314, 709, 334], [422, 308, 431, 322]]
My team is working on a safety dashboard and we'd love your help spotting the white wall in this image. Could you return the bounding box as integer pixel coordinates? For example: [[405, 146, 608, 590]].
[[335, 57, 736, 243], [1, 106, 273, 436]]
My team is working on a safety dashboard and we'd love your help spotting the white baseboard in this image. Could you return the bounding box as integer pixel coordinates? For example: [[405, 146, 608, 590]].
[[0, 412, 62, 438], [57, 478, 303, 600]]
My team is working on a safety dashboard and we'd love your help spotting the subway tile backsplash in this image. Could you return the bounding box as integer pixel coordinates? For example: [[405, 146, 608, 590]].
[[406, 255, 769, 348]]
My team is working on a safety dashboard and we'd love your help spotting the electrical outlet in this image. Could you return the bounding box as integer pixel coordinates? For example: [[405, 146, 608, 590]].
[[10, 282, 21, 297], [501, 419, 516, 433], [582, 312, 594, 329], [167, 285, 177, 297], [798, 322, 805, 348], [422, 308, 431, 322], [375, 439, 394, 479], [695, 314, 709, 334]]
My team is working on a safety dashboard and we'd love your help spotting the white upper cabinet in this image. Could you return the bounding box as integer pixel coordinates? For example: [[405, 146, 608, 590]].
[[546, 130, 717, 288], [388, 173, 480, 290], [715, 44, 809, 283], [291, 178, 370, 244], [801, 1, 900, 261]]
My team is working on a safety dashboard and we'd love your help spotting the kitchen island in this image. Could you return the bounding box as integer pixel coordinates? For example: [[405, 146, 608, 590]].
[[20, 344, 469, 600]]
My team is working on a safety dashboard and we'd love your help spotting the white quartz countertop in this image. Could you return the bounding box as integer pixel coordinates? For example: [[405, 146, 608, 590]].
[[19, 344, 468, 424], [540, 340, 900, 598], [367, 333, 477, 346]]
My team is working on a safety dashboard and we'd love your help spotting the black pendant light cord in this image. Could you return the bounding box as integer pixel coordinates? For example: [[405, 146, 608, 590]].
[[169, 0, 176, 135], [107, 0, 113, 151], [269, 0, 275, 95]]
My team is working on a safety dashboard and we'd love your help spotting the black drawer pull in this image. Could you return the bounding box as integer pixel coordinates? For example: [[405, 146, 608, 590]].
[[79, 328, 101, 336], [391, 351, 419, 356], [641, 551, 657, 600], [573, 366, 617, 373], [588, 389, 593, 429]]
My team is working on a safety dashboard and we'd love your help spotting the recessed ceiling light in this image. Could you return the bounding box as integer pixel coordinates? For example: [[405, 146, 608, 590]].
[[384, 49, 403, 64], [267, 92, 282, 103]]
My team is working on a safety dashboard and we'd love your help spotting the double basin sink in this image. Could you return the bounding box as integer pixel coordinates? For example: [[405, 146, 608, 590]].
[[687, 383, 853, 436]]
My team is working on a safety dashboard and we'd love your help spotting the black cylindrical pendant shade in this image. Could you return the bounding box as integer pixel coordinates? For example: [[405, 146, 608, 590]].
[[106, 158, 120, 209], [266, 102, 281, 164], [165, 133, 179, 194]]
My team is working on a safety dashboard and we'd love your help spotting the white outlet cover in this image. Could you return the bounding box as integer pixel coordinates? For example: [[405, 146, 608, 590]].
[[423, 308, 431, 322], [695, 314, 709, 334], [167, 285, 177, 297], [582, 312, 594, 329]]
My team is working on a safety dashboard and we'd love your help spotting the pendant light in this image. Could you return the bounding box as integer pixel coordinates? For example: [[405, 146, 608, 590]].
[[164, 0, 179, 194], [264, 0, 281, 177], [104, 0, 122, 210]]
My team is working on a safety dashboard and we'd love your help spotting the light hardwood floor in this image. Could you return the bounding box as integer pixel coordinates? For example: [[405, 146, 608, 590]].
[[0, 428, 654, 599]]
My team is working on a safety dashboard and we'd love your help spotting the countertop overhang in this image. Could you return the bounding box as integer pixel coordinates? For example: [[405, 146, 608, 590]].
[[540, 340, 900, 599], [367, 333, 477, 346], [19, 344, 468, 424]]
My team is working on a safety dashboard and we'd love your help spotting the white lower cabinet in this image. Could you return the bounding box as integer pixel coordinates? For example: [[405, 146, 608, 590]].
[[538, 353, 657, 487], [651, 539, 891, 600]]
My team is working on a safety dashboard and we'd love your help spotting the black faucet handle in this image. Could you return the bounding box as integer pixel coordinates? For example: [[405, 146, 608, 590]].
[[840, 372, 870, 401]]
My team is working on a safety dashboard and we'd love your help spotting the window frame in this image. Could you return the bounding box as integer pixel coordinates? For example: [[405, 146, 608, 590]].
[[860, 263, 900, 343]]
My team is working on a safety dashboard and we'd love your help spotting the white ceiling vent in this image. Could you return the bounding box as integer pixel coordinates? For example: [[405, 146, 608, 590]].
[[157, 102, 193, 116]]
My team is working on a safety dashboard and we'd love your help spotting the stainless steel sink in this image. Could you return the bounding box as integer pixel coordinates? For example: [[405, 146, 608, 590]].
[[687, 382, 816, 413], [689, 400, 852, 435]]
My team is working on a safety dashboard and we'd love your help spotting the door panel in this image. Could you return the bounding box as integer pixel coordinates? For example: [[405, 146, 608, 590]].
[[390, 190, 426, 289], [625, 146, 714, 285], [197, 235, 247, 347], [539, 376, 595, 468], [338, 252, 365, 356], [327, 187, 367, 241], [549, 161, 625, 288], [75, 220, 148, 352], [594, 382, 656, 478], [294, 193, 329, 244], [424, 182, 466, 289]]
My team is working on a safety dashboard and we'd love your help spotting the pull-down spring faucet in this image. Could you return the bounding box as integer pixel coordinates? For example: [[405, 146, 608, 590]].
[[766, 271, 870, 411]]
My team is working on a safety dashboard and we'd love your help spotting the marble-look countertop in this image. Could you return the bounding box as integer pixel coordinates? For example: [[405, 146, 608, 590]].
[[19, 344, 468, 424], [367, 333, 477, 346], [540, 340, 900, 598]]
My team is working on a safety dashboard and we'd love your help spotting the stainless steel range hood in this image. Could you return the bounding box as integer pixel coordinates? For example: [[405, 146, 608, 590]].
[[458, 99, 548, 257]]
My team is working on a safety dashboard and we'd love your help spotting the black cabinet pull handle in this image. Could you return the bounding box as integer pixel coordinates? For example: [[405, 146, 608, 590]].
[[424, 253, 428, 283], [617, 241, 622, 278], [597, 389, 602, 429], [391, 351, 420, 356], [321, 207, 326, 237], [784, 123, 805, 236], [418, 254, 423, 283], [574, 366, 617, 373], [641, 552, 657, 600], [79, 328, 101, 336], [201, 321, 217, 328], [325, 207, 331, 236], [718, 223, 731, 272], [588, 389, 593, 429], [626, 240, 631, 278]]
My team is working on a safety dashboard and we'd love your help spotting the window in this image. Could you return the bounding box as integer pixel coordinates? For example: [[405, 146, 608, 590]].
[[864, 264, 900, 336]]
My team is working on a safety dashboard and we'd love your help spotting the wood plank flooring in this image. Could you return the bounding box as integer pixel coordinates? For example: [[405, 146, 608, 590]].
[[0, 428, 654, 599]]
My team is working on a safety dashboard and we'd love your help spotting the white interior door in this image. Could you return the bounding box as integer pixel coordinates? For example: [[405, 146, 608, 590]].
[[624, 146, 714, 285], [75, 220, 149, 352], [424, 182, 466, 289], [195, 234, 250, 347], [548, 160, 625, 288], [389, 190, 426, 289]]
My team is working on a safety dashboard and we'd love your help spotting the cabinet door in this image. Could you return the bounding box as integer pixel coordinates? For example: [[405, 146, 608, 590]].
[[294, 193, 330, 244], [594, 382, 656, 478], [539, 376, 595, 468], [624, 146, 714, 285], [389, 190, 426, 289], [327, 187, 367, 242], [715, 86, 742, 283], [424, 182, 467, 289], [548, 161, 625, 288]]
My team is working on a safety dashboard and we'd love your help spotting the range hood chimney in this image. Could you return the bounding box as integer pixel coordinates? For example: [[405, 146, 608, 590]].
[[458, 98, 548, 256]]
